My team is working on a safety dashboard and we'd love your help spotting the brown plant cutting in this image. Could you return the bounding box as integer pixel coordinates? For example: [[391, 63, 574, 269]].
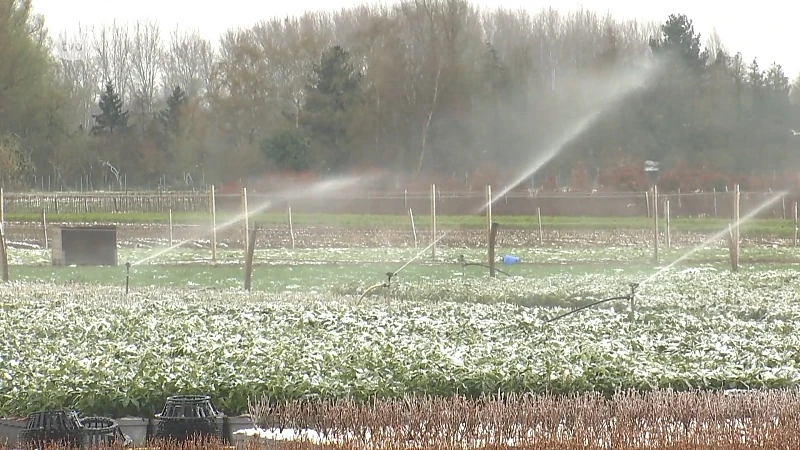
[[3, 390, 800, 449], [242, 389, 800, 449]]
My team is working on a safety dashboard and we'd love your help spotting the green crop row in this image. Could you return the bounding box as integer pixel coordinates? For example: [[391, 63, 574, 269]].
[[1, 268, 799, 417]]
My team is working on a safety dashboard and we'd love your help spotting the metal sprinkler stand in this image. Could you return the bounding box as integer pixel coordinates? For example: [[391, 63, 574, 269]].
[[357, 272, 397, 304], [628, 283, 639, 322], [125, 262, 131, 295], [384, 272, 395, 288]]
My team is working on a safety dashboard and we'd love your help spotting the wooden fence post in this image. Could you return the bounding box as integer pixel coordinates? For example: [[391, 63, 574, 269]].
[[664, 200, 671, 250], [794, 201, 798, 248], [0, 188, 4, 234], [243, 227, 257, 292], [486, 185, 492, 250], [409, 208, 418, 248], [652, 185, 659, 263], [430, 184, 437, 259], [537, 207, 543, 244], [488, 222, 499, 278], [0, 223, 8, 282], [210, 185, 217, 262], [731, 185, 740, 272], [713, 188, 718, 217], [242, 187, 249, 250], [288, 206, 295, 249], [168, 209, 174, 247], [41, 209, 48, 249]]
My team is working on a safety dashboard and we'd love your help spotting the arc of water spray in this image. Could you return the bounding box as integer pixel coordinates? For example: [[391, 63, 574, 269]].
[[132, 175, 374, 266], [366, 58, 662, 302], [476, 59, 662, 214], [638, 190, 789, 288], [132, 200, 274, 266], [392, 231, 450, 277], [477, 112, 602, 213], [357, 232, 451, 304]]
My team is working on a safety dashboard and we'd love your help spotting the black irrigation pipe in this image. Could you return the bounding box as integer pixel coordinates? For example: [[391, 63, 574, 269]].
[[461, 262, 512, 278], [458, 255, 513, 277], [354, 253, 639, 324], [545, 296, 631, 323], [546, 283, 639, 324]]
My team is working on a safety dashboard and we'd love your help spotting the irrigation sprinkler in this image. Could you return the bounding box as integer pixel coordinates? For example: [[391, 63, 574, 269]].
[[356, 233, 449, 304], [546, 282, 639, 324], [125, 262, 131, 295], [458, 254, 512, 278], [628, 282, 639, 322], [357, 272, 396, 304]]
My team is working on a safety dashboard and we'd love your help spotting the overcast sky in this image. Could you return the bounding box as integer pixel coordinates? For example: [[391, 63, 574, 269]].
[[32, 0, 800, 79]]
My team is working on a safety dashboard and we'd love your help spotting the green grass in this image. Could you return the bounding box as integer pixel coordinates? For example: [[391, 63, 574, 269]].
[[6, 211, 798, 235], [8, 245, 798, 294], [8, 262, 588, 291]]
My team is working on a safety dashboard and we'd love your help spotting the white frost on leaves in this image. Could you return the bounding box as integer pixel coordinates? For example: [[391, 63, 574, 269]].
[[0, 266, 800, 415]]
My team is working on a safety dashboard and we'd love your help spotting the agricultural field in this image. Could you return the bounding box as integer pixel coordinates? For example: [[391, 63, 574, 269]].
[[2, 209, 800, 448], [1, 231, 800, 419]]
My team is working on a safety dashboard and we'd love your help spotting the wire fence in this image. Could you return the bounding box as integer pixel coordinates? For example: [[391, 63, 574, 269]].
[[0, 188, 797, 219]]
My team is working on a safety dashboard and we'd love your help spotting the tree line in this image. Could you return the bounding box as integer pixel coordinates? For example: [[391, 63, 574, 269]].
[[2, 0, 799, 191]]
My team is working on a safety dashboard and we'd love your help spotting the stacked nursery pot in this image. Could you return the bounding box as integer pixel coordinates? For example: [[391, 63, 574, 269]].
[[18, 409, 133, 448], [81, 416, 134, 448], [154, 395, 225, 441], [19, 409, 86, 448]]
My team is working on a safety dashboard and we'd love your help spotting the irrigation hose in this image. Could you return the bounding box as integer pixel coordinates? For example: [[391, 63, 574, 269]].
[[357, 272, 396, 304], [545, 295, 632, 324], [357, 282, 388, 304], [461, 262, 512, 278], [545, 283, 639, 323], [355, 236, 446, 304]]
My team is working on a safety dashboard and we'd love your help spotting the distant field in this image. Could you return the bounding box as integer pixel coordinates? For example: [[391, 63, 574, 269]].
[[5, 211, 798, 236], [7, 245, 800, 292]]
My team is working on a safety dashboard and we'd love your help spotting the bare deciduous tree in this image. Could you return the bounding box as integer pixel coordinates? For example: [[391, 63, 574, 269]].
[[706, 28, 726, 62], [129, 20, 162, 116], [251, 14, 330, 129], [93, 22, 131, 102], [55, 24, 97, 131], [161, 28, 215, 98]]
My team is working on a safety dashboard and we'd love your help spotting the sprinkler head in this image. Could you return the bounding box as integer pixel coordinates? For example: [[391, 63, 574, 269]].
[[124, 262, 131, 295], [628, 282, 639, 298]]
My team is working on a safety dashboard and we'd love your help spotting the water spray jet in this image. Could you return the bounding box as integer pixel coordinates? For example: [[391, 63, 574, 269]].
[[638, 190, 788, 289], [356, 232, 450, 304], [132, 175, 374, 267], [545, 189, 783, 324], [476, 58, 662, 215]]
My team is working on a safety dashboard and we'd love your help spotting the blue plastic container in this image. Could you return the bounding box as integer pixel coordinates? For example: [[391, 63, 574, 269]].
[[503, 255, 521, 265]]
